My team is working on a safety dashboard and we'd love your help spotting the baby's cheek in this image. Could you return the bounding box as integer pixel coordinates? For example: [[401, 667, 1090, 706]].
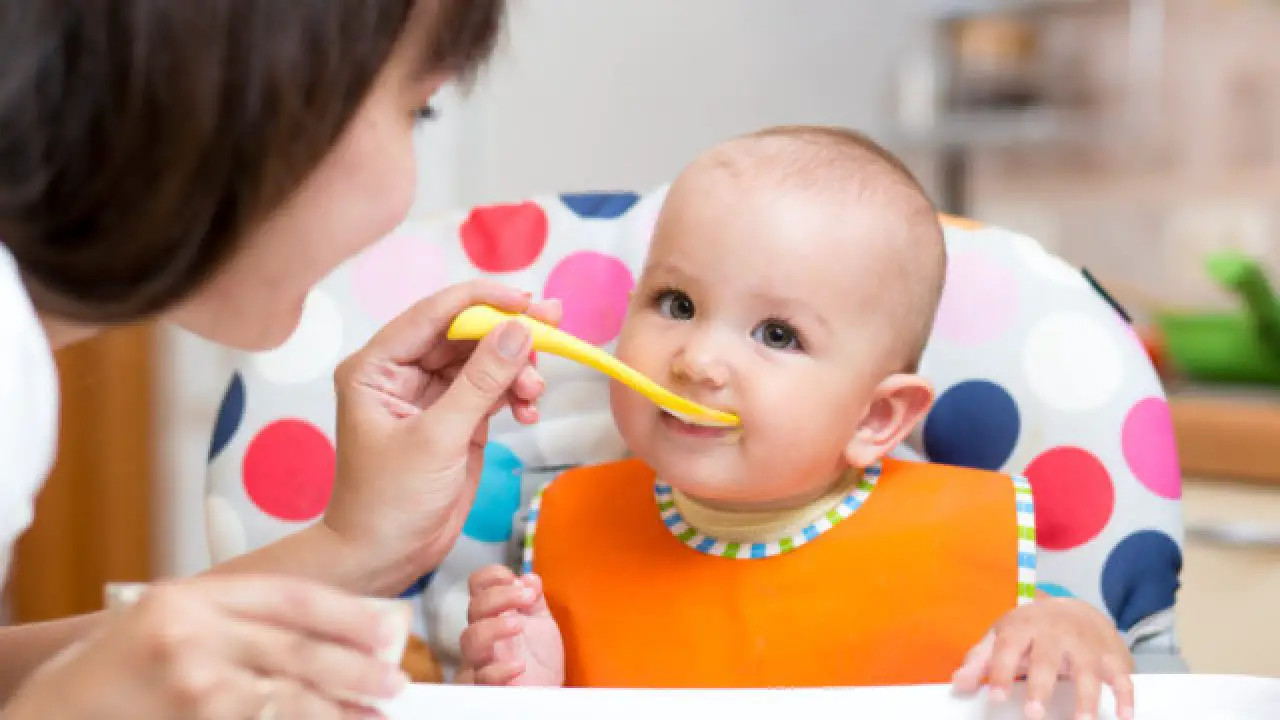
[[609, 381, 650, 449]]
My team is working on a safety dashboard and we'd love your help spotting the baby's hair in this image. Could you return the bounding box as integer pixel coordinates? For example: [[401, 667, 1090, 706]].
[[713, 125, 947, 373]]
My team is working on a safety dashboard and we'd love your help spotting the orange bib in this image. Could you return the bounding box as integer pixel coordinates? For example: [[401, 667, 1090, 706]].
[[528, 457, 1034, 688]]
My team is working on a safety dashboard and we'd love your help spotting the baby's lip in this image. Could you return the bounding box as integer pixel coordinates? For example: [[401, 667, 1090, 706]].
[[659, 408, 742, 438]]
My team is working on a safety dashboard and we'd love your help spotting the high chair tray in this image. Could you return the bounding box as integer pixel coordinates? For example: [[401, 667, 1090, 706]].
[[383, 674, 1278, 719]]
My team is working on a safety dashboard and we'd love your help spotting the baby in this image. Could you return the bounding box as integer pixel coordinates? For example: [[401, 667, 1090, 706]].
[[458, 126, 1134, 720]]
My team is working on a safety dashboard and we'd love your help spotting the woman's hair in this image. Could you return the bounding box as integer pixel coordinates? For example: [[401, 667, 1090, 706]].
[[0, 0, 505, 323]]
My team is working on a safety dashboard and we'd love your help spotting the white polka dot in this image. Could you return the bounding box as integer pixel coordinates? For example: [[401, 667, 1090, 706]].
[[541, 378, 610, 418], [535, 413, 628, 467], [424, 579, 470, 662], [627, 185, 669, 247], [252, 290, 344, 384], [1011, 232, 1086, 287], [205, 494, 248, 562], [530, 379, 623, 464], [1023, 312, 1125, 412]]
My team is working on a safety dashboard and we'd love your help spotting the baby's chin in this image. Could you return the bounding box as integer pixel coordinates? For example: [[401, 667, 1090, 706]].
[[652, 466, 770, 506]]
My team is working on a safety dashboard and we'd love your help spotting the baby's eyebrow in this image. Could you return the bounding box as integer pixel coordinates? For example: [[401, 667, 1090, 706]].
[[749, 291, 830, 330], [642, 260, 693, 280]]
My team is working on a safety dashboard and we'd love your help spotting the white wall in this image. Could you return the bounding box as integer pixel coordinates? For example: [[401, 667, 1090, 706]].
[[444, 0, 927, 206], [157, 0, 928, 577]]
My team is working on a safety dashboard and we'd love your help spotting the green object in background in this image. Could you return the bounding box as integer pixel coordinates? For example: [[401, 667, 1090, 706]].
[[1156, 250, 1280, 385]]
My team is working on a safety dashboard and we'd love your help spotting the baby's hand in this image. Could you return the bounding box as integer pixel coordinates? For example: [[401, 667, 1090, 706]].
[[458, 565, 564, 687], [951, 598, 1134, 720]]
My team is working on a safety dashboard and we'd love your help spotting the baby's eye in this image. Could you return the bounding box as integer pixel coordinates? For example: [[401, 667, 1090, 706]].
[[656, 290, 695, 321], [414, 104, 438, 123], [752, 320, 801, 351]]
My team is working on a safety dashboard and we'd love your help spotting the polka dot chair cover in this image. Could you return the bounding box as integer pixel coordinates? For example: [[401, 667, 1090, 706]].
[[205, 186, 1186, 676]]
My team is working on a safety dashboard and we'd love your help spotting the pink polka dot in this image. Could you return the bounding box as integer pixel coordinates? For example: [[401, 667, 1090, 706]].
[[933, 250, 1019, 346], [242, 419, 335, 522], [1122, 397, 1181, 499], [542, 252, 634, 345], [461, 202, 548, 273], [1025, 446, 1115, 551], [352, 231, 448, 322]]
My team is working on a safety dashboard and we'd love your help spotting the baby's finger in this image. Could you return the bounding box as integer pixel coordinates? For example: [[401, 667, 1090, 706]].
[[468, 583, 537, 622], [1022, 639, 1066, 720], [951, 632, 995, 693], [474, 658, 526, 686], [468, 566, 517, 598], [459, 615, 524, 668], [1071, 665, 1102, 720], [985, 631, 1032, 703], [1102, 655, 1136, 720], [520, 574, 544, 595]]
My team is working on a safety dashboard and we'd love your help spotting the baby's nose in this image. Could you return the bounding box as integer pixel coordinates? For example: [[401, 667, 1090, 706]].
[[672, 345, 729, 388]]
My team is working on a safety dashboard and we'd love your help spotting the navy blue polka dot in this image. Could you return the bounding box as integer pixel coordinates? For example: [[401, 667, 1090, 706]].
[[1101, 530, 1182, 632], [208, 373, 246, 462], [560, 192, 641, 220], [923, 380, 1020, 471], [399, 571, 436, 599]]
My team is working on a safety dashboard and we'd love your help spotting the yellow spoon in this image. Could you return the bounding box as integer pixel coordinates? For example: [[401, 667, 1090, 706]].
[[447, 304, 740, 428]]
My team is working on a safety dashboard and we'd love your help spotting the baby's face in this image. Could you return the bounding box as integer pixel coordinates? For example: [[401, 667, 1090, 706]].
[[611, 179, 911, 509]]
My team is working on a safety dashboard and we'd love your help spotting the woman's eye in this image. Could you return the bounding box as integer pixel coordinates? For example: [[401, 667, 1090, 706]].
[[414, 104, 438, 122], [753, 321, 800, 351], [656, 290, 695, 321]]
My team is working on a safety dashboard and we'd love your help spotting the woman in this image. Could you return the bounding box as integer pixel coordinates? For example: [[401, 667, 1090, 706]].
[[0, 2, 550, 717]]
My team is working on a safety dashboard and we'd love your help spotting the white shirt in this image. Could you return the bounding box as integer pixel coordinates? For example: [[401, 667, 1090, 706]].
[[0, 245, 59, 588]]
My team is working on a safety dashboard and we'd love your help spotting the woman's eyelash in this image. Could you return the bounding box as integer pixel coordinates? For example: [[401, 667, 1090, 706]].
[[415, 104, 438, 121]]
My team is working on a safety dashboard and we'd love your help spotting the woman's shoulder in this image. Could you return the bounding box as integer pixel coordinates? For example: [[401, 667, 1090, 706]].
[[0, 245, 59, 536]]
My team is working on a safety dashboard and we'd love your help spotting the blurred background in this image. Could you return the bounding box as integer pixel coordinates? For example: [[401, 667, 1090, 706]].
[[12, 0, 1280, 679]]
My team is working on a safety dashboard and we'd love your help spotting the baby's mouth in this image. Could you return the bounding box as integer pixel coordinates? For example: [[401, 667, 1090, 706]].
[[659, 408, 740, 440]]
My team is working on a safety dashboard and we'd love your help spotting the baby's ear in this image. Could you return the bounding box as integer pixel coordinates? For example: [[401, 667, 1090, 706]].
[[844, 374, 934, 469]]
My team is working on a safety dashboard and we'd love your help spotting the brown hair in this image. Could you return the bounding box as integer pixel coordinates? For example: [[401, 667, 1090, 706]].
[[0, 0, 505, 323]]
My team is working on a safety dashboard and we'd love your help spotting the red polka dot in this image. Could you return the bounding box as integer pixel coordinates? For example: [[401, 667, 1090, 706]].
[[242, 419, 335, 522], [460, 202, 549, 273], [542, 252, 634, 345], [1024, 446, 1115, 551]]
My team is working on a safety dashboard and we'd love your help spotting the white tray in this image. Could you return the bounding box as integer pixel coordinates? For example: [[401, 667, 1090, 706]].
[[382, 675, 1279, 719]]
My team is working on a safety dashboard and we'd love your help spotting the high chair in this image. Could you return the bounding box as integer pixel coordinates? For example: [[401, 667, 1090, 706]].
[[204, 185, 1186, 679]]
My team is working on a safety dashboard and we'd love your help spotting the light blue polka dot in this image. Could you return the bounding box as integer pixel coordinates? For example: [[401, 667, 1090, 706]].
[[462, 442, 524, 543], [1037, 583, 1074, 598]]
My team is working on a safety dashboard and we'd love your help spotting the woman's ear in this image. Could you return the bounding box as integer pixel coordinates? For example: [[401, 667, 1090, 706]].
[[844, 374, 935, 469]]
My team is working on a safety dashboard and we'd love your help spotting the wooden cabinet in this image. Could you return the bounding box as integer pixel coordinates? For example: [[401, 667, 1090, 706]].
[[1177, 479, 1280, 677], [5, 326, 154, 622]]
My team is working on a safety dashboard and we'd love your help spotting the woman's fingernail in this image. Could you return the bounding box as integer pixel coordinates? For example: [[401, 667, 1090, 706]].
[[990, 688, 1008, 703], [497, 322, 530, 359], [1025, 701, 1045, 720]]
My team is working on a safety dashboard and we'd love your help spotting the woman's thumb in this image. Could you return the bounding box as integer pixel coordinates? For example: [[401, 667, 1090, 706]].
[[424, 320, 533, 441]]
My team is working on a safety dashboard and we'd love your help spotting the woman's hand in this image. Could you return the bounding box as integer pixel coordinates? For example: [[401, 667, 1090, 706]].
[[4, 576, 410, 719], [324, 280, 560, 594]]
